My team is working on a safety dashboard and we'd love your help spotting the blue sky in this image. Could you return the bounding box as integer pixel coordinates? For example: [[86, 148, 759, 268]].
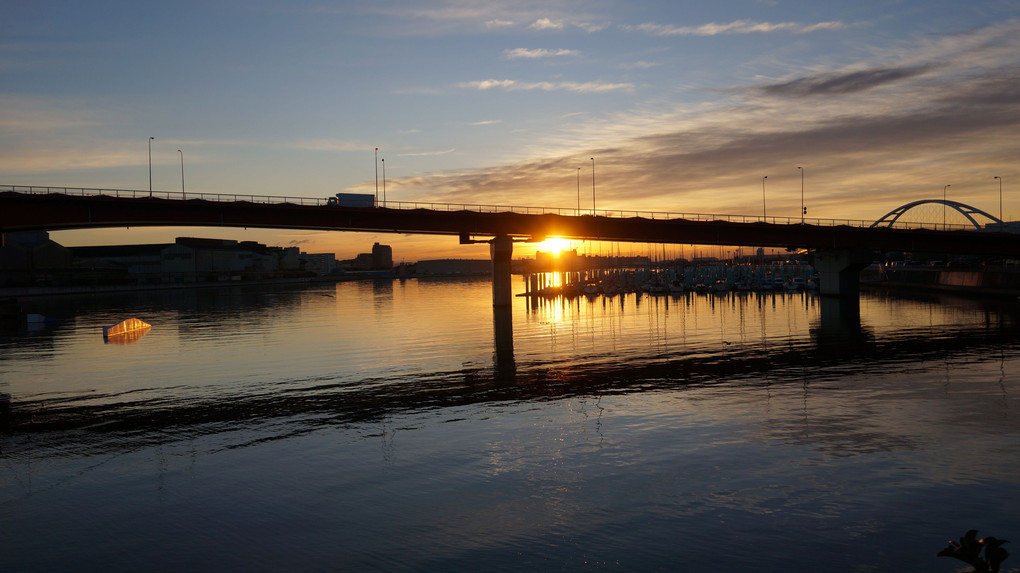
[[3, 1, 1018, 260]]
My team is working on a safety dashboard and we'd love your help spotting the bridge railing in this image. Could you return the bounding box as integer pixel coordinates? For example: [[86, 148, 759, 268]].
[[0, 184, 981, 231]]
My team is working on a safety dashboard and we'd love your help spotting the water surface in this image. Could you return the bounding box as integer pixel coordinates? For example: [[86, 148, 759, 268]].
[[1, 278, 1018, 571]]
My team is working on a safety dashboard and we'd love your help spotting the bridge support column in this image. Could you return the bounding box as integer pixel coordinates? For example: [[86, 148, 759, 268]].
[[810, 248, 873, 297], [491, 234, 514, 307]]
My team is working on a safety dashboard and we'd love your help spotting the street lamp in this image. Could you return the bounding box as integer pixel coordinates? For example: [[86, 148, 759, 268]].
[[381, 158, 386, 205], [148, 137, 155, 197], [576, 167, 581, 216], [797, 166, 804, 223], [995, 176, 1003, 223], [762, 176, 768, 219], [943, 184, 951, 229], [374, 148, 379, 204], [591, 157, 596, 216], [178, 149, 185, 199]]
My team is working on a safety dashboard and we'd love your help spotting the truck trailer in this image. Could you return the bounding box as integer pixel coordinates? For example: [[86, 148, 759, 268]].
[[326, 193, 376, 207]]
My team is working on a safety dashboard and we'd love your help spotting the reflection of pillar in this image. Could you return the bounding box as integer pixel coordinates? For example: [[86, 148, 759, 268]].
[[818, 295, 861, 340], [491, 234, 513, 307], [493, 306, 516, 377], [810, 248, 873, 297]]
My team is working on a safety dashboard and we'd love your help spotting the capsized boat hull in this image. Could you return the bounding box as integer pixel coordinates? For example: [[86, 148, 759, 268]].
[[103, 317, 152, 341]]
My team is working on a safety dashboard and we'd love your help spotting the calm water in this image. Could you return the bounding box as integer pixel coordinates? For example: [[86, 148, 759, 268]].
[[1, 277, 1018, 572]]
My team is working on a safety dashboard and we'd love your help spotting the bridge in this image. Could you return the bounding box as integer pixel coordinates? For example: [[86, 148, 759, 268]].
[[3, 185, 1019, 305]]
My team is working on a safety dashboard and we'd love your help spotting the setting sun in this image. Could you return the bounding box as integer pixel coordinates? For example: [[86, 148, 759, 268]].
[[538, 238, 572, 255]]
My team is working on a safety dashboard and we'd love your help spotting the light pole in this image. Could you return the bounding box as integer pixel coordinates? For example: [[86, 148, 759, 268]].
[[943, 184, 950, 228], [591, 157, 596, 216], [374, 148, 379, 204], [576, 167, 581, 216], [762, 176, 768, 219], [178, 149, 185, 199], [381, 158, 386, 205], [797, 166, 804, 223], [148, 136, 155, 197], [995, 176, 1002, 223]]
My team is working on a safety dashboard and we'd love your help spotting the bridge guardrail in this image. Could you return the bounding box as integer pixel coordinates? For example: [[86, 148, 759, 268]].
[[0, 184, 980, 232]]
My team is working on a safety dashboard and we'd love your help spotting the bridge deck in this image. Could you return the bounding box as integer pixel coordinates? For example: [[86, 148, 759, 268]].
[[3, 186, 1019, 256]]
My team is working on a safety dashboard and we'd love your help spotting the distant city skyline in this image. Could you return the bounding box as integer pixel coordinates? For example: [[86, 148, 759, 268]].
[[3, 1, 1017, 259]]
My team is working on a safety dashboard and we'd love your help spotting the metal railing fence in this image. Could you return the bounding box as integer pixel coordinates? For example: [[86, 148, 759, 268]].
[[0, 184, 984, 232]]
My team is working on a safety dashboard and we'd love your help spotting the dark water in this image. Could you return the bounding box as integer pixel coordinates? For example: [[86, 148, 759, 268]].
[[1, 278, 1018, 571]]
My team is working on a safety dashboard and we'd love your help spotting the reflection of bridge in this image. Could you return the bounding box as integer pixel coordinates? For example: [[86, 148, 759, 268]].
[[3, 186, 1020, 302], [5, 290, 1016, 441]]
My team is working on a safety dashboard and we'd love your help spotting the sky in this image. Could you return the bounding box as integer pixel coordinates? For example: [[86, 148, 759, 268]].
[[3, 0, 1019, 261]]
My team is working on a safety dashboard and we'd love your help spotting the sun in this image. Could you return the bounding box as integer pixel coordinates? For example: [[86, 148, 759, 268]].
[[538, 237, 572, 255]]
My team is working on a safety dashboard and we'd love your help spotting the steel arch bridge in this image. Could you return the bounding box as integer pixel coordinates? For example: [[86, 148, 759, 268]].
[[871, 199, 1002, 229]]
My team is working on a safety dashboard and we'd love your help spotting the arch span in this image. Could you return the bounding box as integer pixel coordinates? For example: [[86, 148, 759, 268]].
[[871, 199, 1002, 229]]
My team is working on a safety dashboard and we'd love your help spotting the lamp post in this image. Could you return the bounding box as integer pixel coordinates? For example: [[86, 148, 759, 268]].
[[576, 167, 581, 216], [178, 149, 185, 199], [591, 157, 596, 216], [148, 136, 155, 197], [762, 176, 768, 219], [381, 158, 386, 205], [943, 184, 950, 229], [374, 148, 379, 204], [797, 166, 804, 223], [995, 176, 1002, 223]]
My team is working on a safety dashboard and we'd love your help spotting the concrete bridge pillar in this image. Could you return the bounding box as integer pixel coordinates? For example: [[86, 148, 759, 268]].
[[490, 234, 514, 307], [810, 248, 874, 297]]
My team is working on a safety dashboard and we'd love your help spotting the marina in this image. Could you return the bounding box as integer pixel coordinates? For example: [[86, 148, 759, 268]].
[[522, 262, 820, 299]]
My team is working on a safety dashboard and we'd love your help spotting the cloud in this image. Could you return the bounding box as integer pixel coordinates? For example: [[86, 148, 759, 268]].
[[759, 64, 935, 97], [530, 18, 564, 31], [396, 22, 1020, 222], [629, 19, 847, 37], [459, 79, 634, 93], [462, 79, 517, 90], [502, 48, 579, 60], [626, 61, 659, 70], [471, 120, 502, 126]]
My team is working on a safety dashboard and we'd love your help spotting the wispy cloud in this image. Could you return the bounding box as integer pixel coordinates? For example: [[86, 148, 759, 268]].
[[626, 61, 659, 70], [629, 19, 848, 37], [485, 19, 514, 29], [530, 18, 564, 31], [528, 18, 607, 33], [398, 21, 1020, 221], [759, 64, 935, 97], [459, 79, 634, 93], [471, 120, 502, 126], [503, 48, 579, 60]]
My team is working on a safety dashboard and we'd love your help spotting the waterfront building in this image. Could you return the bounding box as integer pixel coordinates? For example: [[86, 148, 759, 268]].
[[162, 238, 302, 282], [345, 243, 393, 271], [372, 242, 393, 270], [0, 231, 73, 287], [301, 252, 338, 276]]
